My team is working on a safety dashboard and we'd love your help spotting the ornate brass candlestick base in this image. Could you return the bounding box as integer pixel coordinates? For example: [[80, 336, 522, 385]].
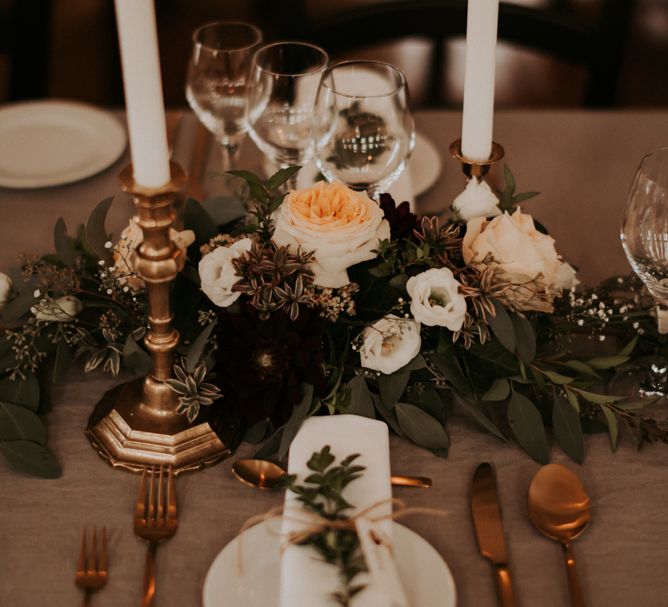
[[85, 162, 230, 476], [449, 139, 505, 179]]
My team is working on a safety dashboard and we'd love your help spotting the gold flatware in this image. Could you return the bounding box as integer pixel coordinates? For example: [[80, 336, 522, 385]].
[[471, 463, 516, 607], [134, 465, 178, 607], [232, 458, 432, 489], [528, 464, 591, 607], [75, 526, 108, 606]]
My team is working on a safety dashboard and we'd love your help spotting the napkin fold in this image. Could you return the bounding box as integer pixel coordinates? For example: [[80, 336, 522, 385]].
[[279, 415, 394, 607]]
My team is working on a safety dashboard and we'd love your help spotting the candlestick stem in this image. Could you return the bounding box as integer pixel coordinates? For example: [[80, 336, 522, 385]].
[[86, 162, 230, 475], [450, 138, 505, 179]]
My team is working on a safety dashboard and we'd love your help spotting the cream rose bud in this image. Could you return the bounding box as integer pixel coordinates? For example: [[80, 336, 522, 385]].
[[272, 182, 391, 289], [32, 295, 83, 322], [452, 178, 501, 222], [113, 218, 196, 291], [359, 315, 421, 375], [406, 268, 467, 330], [198, 238, 253, 307], [0, 272, 12, 310]]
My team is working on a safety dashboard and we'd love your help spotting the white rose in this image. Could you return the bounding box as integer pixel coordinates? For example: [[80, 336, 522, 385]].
[[406, 268, 467, 330], [272, 181, 391, 288], [198, 238, 253, 307], [359, 315, 421, 375], [463, 208, 577, 312], [112, 217, 196, 291], [452, 178, 501, 222], [32, 296, 83, 322], [0, 272, 12, 311]]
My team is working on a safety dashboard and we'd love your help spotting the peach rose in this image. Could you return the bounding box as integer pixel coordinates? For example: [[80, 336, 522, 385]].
[[272, 181, 390, 288], [112, 217, 195, 291], [463, 208, 577, 312]]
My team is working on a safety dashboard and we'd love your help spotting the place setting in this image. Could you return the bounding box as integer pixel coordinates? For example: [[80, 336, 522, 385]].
[[1, 0, 667, 606]]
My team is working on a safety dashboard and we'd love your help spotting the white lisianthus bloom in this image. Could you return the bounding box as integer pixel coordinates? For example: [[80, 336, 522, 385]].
[[272, 182, 390, 288], [32, 295, 83, 322], [112, 217, 196, 291], [359, 315, 421, 375], [0, 272, 12, 311], [463, 208, 578, 312], [406, 268, 467, 330], [452, 178, 501, 222], [198, 238, 253, 307]]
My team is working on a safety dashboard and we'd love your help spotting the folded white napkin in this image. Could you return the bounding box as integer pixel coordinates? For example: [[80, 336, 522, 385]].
[[279, 415, 393, 607]]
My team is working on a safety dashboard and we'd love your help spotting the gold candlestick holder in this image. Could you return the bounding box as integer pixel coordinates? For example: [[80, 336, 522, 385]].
[[85, 161, 230, 476], [449, 138, 505, 179]]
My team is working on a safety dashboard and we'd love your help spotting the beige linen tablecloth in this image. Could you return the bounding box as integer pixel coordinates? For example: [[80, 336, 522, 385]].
[[0, 110, 667, 607]]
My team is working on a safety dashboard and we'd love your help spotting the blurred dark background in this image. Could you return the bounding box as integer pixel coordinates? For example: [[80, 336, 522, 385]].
[[0, 0, 666, 109]]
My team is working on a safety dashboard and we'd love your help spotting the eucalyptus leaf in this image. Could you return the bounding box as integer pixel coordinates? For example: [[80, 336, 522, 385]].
[[185, 321, 216, 373], [482, 378, 510, 402], [378, 370, 410, 408], [430, 352, 471, 397], [184, 198, 218, 241], [511, 313, 536, 364], [54, 217, 75, 267], [0, 374, 40, 411], [52, 338, 72, 384], [452, 393, 506, 440], [278, 384, 314, 460], [226, 169, 263, 185], [371, 393, 404, 438], [243, 419, 270, 444], [561, 360, 598, 378], [1, 290, 38, 323], [85, 197, 114, 263], [552, 396, 585, 464], [254, 427, 283, 459], [347, 376, 375, 419], [512, 191, 539, 203], [201, 196, 246, 226], [618, 335, 638, 357], [395, 402, 450, 450], [0, 402, 45, 443], [600, 405, 619, 452], [488, 300, 516, 353], [265, 166, 301, 190], [542, 369, 575, 385], [507, 391, 549, 463], [504, 164, 516, 194], [0, 440, 61, 478], [586, 356, 629, 370], [575, 389, 625, 404]]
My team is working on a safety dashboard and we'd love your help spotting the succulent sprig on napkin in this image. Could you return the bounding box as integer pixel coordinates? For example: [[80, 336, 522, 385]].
[[279, 445, 369, 607]]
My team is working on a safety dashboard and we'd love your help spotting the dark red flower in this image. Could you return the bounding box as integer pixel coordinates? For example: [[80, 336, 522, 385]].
[[379, 193, 419, 240], [209, 304, 326, 448]]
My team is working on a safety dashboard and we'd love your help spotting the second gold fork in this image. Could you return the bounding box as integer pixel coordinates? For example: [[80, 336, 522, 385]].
[[134, 465, 178, 607]]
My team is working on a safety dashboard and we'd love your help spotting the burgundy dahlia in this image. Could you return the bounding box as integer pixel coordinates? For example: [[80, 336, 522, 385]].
[[379, 193, 419, 240]]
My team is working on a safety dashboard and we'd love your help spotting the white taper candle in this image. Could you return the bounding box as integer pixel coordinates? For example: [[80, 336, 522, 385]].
[[114, 0, 170, 188], [461, 0, 500, 162]]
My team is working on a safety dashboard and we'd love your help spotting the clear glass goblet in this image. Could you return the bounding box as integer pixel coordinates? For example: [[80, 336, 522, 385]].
[[313, 60, 415, 199], [186, 21, 263, 170], [248, 41, 329, 189], [618, 147, 668, 407]]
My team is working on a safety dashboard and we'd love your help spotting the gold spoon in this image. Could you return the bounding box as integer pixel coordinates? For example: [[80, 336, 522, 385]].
[[528, 464, 591, 607], [232, 458, 432, 489]]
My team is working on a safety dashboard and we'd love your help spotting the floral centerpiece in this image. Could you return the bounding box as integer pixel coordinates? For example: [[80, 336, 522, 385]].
[[0, 166, 665, 477]]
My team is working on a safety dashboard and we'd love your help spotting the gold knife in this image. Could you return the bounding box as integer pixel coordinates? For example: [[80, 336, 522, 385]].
[[471, 462, 517, 607]]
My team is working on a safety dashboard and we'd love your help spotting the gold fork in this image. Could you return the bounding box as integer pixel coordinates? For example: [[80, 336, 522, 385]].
[[75, 527, 108, 606], [134, 465, 178, 607]]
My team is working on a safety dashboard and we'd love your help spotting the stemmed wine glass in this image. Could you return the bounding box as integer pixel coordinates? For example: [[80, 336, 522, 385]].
[[313, 60, 415, 199], [186, 21, 263, 170], [619, 147, 668, 403], [248, 41, 329, 189]]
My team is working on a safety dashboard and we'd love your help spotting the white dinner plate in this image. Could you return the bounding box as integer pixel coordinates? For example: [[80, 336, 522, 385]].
[[0, 100, 127, 188], [408, 132, 442, 196], [203, 520, 456, 607]]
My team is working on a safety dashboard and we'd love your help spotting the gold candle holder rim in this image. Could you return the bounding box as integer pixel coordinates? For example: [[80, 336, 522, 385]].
[[119, 161, 187, 197], [449, 139, 505, 167]]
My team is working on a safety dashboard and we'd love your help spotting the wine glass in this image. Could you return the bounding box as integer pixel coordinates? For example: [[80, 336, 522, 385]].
[[186, 21, 263, 169], [248, 42, 329, 188], [313, 60, 415, 198], [619, 147, 668, 404]]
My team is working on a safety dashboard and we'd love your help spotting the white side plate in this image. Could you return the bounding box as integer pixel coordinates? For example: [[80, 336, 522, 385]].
[[203, 520, 456, 607], [409, 132, 442, 197], [0, 100, 127, 188]]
